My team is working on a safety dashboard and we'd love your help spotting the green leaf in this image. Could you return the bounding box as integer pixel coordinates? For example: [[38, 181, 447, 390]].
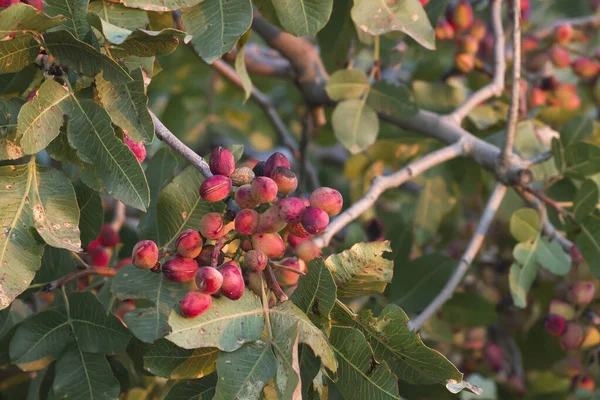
[[564, 142, 600, 178], [143, 339, 218, 379], [325, 69, 369, 101], [535, 237, 571, 276], [325, 241, 393, 297], [166, 290, 264, 352], [510, 208, 540, 242], [509, 242, 539, 308], [44, 0, 92, 41], [182, 0, 253, 64], [441, 292, 497, 327], [111, 265, 187, 342], [53, 347, 120, 400], [214, 340, 277, 400], [367, 81, 419, 119], [88, 0, 149, 30], [332, 301, 462, 385], [0, 34, 40, 74], [155, 165, 223, 249], [137, 147, 177, 241], [389, 253, 456, 315], [272, 323, 301, 400], [119, 0, 202, 12], [0, 161, 81, 308], [560, 115, 594, 147], [271, 0, 333, 36], [91, 16, 189, 57], [33, 246, 76, 286], [0, 97, 24, 160], [95, 69, 154, 143], [329, 326, 400, 400], [0, 3, 66, 35], [43, 30, 132, 84], [17, 79, 72, 154], [351, 0, 435, 50], [269, 301, 337, 373], [552, 137, 564, 173], [414, 176, 456, 244], [164, 375, 217, 400], [413, 80, 466, 113], [73, 180, 103, 250], [317, 0, 353, 71], [234, 36, 252, 103], [576, 212, 600, 278], [10, 292, 130, 370], [332, 99, 379, 154], [573, 179, 599, 223], [290, 258, 336, 326], [67, 98, 150, 210]]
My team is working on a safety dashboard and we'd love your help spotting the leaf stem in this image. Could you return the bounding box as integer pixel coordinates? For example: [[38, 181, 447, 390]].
[[260, 273, 273, 340], [264, 264, 288, 302]]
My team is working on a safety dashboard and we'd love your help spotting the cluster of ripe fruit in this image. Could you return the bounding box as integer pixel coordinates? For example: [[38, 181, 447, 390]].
[[130, 148, 342, 318]]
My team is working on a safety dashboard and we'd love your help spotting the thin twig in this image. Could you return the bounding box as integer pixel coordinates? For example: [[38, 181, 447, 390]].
[[212, 232, 237, 268], [39, 267, 117, 292], [149, 110, 213, 178], [211, 59, 299, 153], [264, 264, 288, 302], [525, 150, 552, 167], [446, 0, 506, 125], [533, 15, 600, 40], [110, 200, 126, 231], [501, 0, 522, 166], [525, 187, 574, 218], [271, 262, 307, 276], [408, 183, 508, 331], [313, 141, 468, 248]]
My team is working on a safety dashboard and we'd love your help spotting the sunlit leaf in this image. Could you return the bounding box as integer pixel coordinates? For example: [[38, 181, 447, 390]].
[[0, 3, 66, 35], [271, 0, 333, 36], [290, 258, 336, 327], [510, 208, 540, 243], [0, 34, 40, 74], [143, 339, 218, 379], [0, 97, 24, 160]]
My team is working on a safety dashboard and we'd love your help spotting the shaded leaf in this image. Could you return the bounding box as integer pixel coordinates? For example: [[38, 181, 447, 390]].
[[551, 137, 564, 173], [325, 69, 369, 101], [0, 34, 40, 74], [43, 30, 132, 84], [351, 0, 435, 50], [367, 81, 418, 119], [271, 0, 333, 36], [441, 292, 497, 327], [234, 33, 252, 103], [53, 347, 120, 400], [88, 0, 149, 30], [73, 180, 103, 249], [331, 301, 462, 385], [509, 242, 539, 308], [0, 3, 66, 35], [564, 142, 600, 178], [573, 179, 599, 223], [0, 161, 81, 308], [560, 115, 593, 147], [0, 97, 24, 160], [33, 246, 76, 286], [166, 290, 264, 352], [510, 208, 540, 243], [332, 99, 379, 154], [137, 147, 177, 243], [535, 237, 571, 276], [164, 375, 217, 400], [576, 212, 600, 278], [155, 165, 223, 249], [143, 339, 218, 379], [96, 68, 154, 143], [414, 176, 456, 244], [119, 0, 203, 12], [269, 301, 337, 373], [272, 323, 301, 400], [44, 0, 92, 41], [10, 292, 130, 370], [182, 0, 253, 64], [290, 258, 336, 326], [111, 265, 187, 342], [325, 241, 393, 297], [389, 253, 456, 315], [329, 326, 400, 400], [214, 340, 277, 400], [67, 98, 150, 210], [17, 79, 72, 155]]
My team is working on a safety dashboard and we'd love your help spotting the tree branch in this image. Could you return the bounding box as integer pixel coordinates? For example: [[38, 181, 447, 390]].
[[150, 110, 213, 178], [533, 15, 600, 40], [211, 59, 299, 153], [501, 0, 522, 166], [445, 0, 506, 125], [110, 200, 126, 231], [41, 267, 117, 292], [407, 183, 508, 331], [525, 150, 552, 167], [313, 141, 468, 248], [223, 43, 294, 79]]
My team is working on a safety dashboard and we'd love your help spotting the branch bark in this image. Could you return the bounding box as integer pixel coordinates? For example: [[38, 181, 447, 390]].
[[445, 0, 506, 125], [407, 183, 508, 331], [150, 110, 213, 178], [42, 267, 117, 292], [501, 0, 522, 166], [313, 141, 468, 248]]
